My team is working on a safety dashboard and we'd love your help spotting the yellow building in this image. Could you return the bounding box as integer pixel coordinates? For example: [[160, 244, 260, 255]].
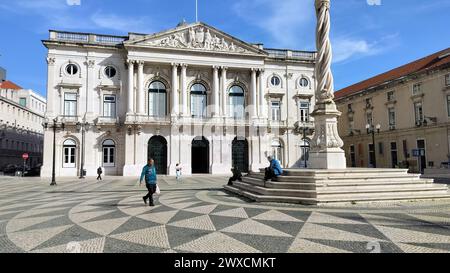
[[335, 48, 450, 173]]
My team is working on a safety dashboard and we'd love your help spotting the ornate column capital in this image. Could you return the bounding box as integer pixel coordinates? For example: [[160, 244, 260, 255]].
[[137, 60, 145, 66], [126, 59, 136, 65], [171, 62, 179, 67], [181, 63, 188, 68], [220, 66, 228, 71], [315, 0, 330, 10], [46, 57, 56, 66], [86, 59, 95, 68]]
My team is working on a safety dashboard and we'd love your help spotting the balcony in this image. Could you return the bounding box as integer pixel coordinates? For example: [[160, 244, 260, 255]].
[[265, 49, 316, 61], [49, 31, 127, 46]]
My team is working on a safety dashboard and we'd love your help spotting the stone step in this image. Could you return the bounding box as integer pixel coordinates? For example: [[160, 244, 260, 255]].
[[232, 180, 448, 199], [242, 176, 435, 190], [224, 185, 450, 205], [318, 191, 450, 203], [223, 185, 318, 205]]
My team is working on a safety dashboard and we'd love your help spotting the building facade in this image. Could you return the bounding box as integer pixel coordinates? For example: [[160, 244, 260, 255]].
[[335, 48, 450, 173], [0, 79, 46, 169], [41, 22, 316, 177]]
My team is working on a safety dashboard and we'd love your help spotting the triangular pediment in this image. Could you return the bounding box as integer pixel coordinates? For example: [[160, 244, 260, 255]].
[[125, 22, 267, 56]]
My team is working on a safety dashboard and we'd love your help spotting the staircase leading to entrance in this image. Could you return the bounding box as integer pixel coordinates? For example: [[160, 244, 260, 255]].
[[224, 168, 450, 205]]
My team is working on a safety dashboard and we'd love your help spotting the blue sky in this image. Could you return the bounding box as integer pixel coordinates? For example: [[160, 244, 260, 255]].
[[0, 0, 449, 97]]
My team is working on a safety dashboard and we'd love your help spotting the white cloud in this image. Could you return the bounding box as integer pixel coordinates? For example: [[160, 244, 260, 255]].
[[332, 34, 400, 63], [233, 0, 315, 49], [0, 0, 153, 34]]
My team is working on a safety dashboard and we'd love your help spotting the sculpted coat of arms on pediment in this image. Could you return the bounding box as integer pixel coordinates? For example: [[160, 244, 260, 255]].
[[145, 26, 252, 54]]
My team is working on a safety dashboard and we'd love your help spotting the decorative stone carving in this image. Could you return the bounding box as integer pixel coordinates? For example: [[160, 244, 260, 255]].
[[146, 26, 251, 54], [46, 57, 56, 66]]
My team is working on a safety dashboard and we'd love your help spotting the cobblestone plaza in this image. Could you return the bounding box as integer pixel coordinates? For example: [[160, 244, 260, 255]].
[[0, 176, 449, 253]]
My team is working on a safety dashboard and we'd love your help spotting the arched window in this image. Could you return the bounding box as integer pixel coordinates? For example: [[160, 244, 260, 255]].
[[102, 139, 115, 167], [63, 139, 77, 168], [229, 85, 245, 119], [190, 83, 207, 118], [148, 81, 167, 117], [271, 139, 284, 166]]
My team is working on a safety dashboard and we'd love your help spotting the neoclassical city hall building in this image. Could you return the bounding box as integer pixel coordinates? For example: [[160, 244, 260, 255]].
[[41, 22, 316, 177]]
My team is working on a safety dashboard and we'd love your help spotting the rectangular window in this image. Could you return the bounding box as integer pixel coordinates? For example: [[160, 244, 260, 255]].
[[413, 83, 422, 95], [414, 102, 423, 125], [350, 145, 356, 167], [299, 102, 310, 122], [445, 74, 450, 86], [64, 93, 77, 117], [447, 95, 450, 117], [191, 94, 207, 118], [103, 147, 115, 166], [387, 91, 395, 101], [19, 98, 27, 107], [63, 147, 76, 168], [388, 108, 396, 129], [103, 95, 116, 117], [347, 104, 353, 112], [390, 142, 398, 168], [378, 142, 384, 155], [271, 101, 281, 121], [366, 112, 373, 126]]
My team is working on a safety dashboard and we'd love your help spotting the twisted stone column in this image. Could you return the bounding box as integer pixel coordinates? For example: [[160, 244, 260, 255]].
[[308, 0, 346, 169], [315, 0, 335, 104]]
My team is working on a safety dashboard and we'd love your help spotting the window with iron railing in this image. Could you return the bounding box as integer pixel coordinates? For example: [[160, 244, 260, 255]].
[[413, 83, 422, 95]]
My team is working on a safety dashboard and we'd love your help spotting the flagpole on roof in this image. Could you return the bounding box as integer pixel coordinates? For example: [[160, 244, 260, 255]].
[[196, 0, 198, 22]]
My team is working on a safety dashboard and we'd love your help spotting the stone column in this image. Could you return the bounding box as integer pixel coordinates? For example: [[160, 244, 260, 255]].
[[212, 66, 220, 117], [126, 60, 135, 115], [137, 61, 145, 115], [181, 64, 188, 117], [308, 0, 346, 169], [250, 68, 257, 119], [258, 69, 267, 119], [85, 59, 95, 121], [171, 63, 179, 116], [45, 57, 56, 119], [221, 67, 228, 117]]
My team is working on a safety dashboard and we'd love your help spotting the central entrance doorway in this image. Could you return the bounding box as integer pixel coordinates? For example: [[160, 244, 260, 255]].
[[232, 137, 249, 172], [148, 136, 167, 175], [192, 136, 209, 174]]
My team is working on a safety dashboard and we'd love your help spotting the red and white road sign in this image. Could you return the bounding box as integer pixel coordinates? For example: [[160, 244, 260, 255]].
[[22, 153, 29, 160]]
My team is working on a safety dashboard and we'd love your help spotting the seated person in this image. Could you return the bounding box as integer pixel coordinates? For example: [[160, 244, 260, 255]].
[[228, 166, 243, 186], [264, 156, 283, 182]]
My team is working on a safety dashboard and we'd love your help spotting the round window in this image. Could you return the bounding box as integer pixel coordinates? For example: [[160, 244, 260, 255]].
[[299, 77, 309, 87], [271, 76, 281, 86], [66, 64, 78, 75], [105, 66, 117, 78]]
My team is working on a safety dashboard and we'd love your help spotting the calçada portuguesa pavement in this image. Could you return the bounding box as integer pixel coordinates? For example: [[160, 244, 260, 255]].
[[0, 175, 450, 253]]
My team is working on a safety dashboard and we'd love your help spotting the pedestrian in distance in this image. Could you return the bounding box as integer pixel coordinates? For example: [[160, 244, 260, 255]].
[[140, 158, 158, 207], [264, 156, 283, 182], [228, 166, 243, 186], [96, 167, 103, 181], [175, 163, 182, 181]]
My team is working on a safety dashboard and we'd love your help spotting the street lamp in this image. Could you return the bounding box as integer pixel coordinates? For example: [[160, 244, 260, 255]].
[[76, 121, 90, 179], [293, 121, 314, 169], [366, 123, 381, 168], [43, 118, 65, 186]]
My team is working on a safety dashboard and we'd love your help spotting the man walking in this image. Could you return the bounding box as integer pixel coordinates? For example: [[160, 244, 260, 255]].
[[96, 167, 103, 181], [264, 156, 283, 182], [140, 158, 158, 207]]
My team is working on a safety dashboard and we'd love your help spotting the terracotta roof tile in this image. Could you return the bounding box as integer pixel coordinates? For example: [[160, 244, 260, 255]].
[[0, 80, 22, 90], [335, 48, 450, 100]]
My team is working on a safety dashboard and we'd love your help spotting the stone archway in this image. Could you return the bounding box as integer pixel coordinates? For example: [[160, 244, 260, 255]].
[[191, 136, 209, 174], [148, 136, 168, 175]]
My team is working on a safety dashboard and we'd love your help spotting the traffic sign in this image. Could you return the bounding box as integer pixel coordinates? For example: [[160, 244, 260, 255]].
[[22, 153, 29, 160]]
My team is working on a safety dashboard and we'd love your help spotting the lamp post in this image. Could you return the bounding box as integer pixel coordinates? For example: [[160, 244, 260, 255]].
[[366, 123, 381, 168], [43, 118, 65, 186], [76, 122, 90, 179], [294, 121, 314, 169]]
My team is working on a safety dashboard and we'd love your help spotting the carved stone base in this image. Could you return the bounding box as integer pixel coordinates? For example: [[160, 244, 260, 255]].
[[309, 103, 347, 169]]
